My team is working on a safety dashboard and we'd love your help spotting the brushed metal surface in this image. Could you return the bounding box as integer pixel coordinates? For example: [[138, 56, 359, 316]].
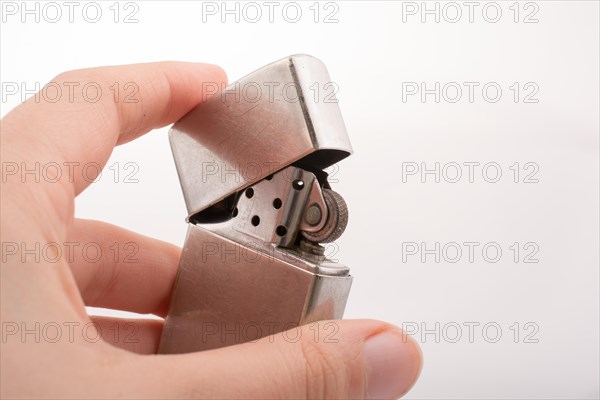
[[159, 55, 354, 354], [170, 54, 353, 218], [159, 225, 352, 354]]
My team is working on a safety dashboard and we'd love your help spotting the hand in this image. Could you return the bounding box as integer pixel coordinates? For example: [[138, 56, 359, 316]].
[[0, 62, 422, 399]]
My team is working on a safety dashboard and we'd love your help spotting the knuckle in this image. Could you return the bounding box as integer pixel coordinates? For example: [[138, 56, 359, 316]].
[[49, 68, 107, 106], [298, 330, 349, 399], [52, 69, 80, 83]]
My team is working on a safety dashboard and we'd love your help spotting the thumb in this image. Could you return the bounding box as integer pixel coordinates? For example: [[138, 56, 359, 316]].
[[139, 319, 422, 399]]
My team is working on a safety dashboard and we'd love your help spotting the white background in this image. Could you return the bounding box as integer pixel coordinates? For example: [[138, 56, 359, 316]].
[[1, 1, 599, 398]]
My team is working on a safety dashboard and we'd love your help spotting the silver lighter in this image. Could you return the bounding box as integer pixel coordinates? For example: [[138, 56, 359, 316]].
[[158, 55, 353, 354]]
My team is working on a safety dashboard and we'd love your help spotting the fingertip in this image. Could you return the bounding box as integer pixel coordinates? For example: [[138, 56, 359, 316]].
[[202, 62, 228, 86], [393, 329, 424, 398], [155, 61, 228, 127], [183, 61, 228, 87], [360, 322, 423, 399]]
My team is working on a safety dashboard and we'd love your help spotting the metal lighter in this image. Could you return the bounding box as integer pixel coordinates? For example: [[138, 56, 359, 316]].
[[158, 55, 353, 354]]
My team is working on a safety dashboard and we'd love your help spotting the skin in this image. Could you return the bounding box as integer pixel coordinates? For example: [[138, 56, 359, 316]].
[[0, 62, 422, 399]]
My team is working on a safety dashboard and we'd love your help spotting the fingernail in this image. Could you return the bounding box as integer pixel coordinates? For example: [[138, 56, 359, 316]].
[[363, 330, 422, 399]]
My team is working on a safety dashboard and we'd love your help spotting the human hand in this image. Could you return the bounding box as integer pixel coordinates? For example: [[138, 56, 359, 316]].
[[0, 62, 422, 399]]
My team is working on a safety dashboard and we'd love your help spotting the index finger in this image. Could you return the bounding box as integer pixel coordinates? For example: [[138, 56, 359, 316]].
[[1, 61, 226, 229]]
